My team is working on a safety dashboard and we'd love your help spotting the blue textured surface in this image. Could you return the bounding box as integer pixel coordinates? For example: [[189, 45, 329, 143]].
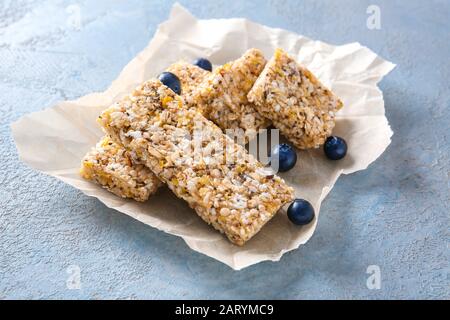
[[1, 0, 449, 299]]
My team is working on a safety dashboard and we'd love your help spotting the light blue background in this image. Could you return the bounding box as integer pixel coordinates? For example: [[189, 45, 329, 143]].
[[1, 0, 449, 299]]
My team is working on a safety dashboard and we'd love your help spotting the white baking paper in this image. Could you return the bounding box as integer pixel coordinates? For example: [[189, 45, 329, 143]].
[[11, 3, 395, 270]]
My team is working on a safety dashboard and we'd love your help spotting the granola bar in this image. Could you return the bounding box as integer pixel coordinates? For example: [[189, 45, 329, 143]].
[[98, 79, 294, 245], [248, 48, 343, 149], [80, 56, 261, 201], [79, 62, 206, 200], [80, 136, 161, 202], [190, 48, 271, 141], [166, 61, 209, 106]]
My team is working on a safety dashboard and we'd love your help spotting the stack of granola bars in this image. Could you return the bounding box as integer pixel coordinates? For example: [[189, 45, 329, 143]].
[[80, 48, 343, 245]]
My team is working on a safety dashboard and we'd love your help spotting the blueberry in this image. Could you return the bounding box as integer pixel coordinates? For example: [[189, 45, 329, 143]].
[[287, 199, 315, 225], [158, 72, 181, 95], [270, 143, 297, 172], [324, 136, 347, 160], [193, 58, 213, 72]]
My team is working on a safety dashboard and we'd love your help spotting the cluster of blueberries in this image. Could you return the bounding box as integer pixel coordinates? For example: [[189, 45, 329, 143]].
[[158, 58, 347, 227], [272, 138, 347, 226]]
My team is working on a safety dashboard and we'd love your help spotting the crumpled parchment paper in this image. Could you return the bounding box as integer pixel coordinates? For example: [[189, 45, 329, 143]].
[[11, 3, 395, 270]]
